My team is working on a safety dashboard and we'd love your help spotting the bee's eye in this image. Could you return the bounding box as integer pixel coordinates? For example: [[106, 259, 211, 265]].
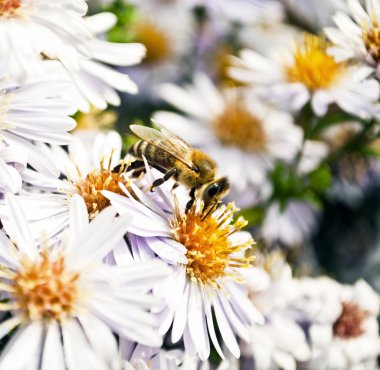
[[205, 183, 220, 198]]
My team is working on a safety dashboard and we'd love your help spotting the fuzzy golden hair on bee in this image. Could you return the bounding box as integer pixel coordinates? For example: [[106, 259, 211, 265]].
[[128, 123, 230, 212]]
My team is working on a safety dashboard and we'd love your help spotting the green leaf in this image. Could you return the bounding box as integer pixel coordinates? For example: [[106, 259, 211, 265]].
[[308, 165, 332, 193]]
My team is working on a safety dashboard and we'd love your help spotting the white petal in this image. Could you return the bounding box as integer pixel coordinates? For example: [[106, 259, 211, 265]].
[[188, 283, 210, 360], [41, 321, 65, 370], [213, 295, 240, 358], [4, 194, 37, 260]]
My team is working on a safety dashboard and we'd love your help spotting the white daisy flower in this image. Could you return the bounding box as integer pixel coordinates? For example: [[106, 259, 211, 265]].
[[229, 33, 380, 118], [123, 4, 194, 93], [153, 73, 302, 206], [11, 130, 130, 239], [261, 200, 318, 247], [290, 278, 380, 370], [240, 252, 310, 370], [0, 75, 76, 177], [325, 0, 380, 76], [0, 0, 90, 82], [103, 165, 264, 361], [0, 194, 169, 370], [0, 143, 27, 197], [41, 12, 146, 112]]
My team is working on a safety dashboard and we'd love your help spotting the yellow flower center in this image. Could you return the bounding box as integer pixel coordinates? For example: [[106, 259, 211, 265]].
[[0, 0, 21, 18], [172, 202, 254, 287], [75, 108, 117, 132], [212, 102, 267, 152], [333, 302, 368, 339], [11, 251, 80, 322], [132, 20, 173, 64], [363, 22, 380, 62], [285, 34, 344, 91], [74, 156, 129, 219], [211, 46, 246, 87]]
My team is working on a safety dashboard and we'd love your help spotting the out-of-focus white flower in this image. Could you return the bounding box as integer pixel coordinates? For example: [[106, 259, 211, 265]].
[[0, 143, 27, 197], [325, 0, 380, 77], [123, 4, 193, 93], [0, 75, 76, 177], [153, 73, 302, 206], [229, 34, 380, 118], [0, 195, 169, 370], [42, 12, 146, 112], [240, 253, 310, 370], [11, 130, 129, 239], [261, 200, 318, 247], [281, 0, 347, 29], [0, 0, 90, 82], [298, 140, 330, 174], [290, 278, 380, 370], [103, 164, 264, 361]]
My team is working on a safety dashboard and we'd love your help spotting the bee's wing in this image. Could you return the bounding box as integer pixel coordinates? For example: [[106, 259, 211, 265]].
[[130, 125, 195, 169]]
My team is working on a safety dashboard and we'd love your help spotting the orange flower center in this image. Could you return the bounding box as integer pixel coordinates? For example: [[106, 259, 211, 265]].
[[363, 23, 380, 62], [333, 302, 368, 339], [75, 161, 129, 219], [213, 102, 267, 152], [132, 20, 173, 63], [285, 34, 344, 91], [172, 202, 253, 287], [0, 0, 22, 18], [12, 251, 80, 322]]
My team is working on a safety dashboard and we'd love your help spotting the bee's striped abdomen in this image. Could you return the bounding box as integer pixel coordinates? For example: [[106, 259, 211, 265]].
[[129, 140, 176, 170]]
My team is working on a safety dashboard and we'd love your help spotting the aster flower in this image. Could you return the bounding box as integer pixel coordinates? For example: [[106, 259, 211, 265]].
[[325, 0, 380, 77], [0, 76, 76, 177], [121, 4, 194, 94], [0, 0, 91, 82], [40, 12, 146, 112], [229, 33, 380, 118], [153, 73, 302, 206], [103, 164, 264, 361], [240, 252, 310, 370], [11, 130, 130, 239], [289, 278, 380, 370], [261, 200, 318, 247], [0, 194, 169, 369]]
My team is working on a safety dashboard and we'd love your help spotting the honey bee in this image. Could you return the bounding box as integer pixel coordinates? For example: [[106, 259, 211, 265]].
[[128, 124, 230, 212]]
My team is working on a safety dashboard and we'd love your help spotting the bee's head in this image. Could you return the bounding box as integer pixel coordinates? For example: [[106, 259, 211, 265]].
[[202, 177, 230, 209]]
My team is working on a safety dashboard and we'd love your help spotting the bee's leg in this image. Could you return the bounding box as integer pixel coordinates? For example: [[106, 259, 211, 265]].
[[171, 183, 179, 192], [150, 168, 177, 192], [185, 187, 196, 213]]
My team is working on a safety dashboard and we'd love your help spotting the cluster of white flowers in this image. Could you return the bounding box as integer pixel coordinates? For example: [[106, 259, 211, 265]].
[[0, 0, 380, 369]]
